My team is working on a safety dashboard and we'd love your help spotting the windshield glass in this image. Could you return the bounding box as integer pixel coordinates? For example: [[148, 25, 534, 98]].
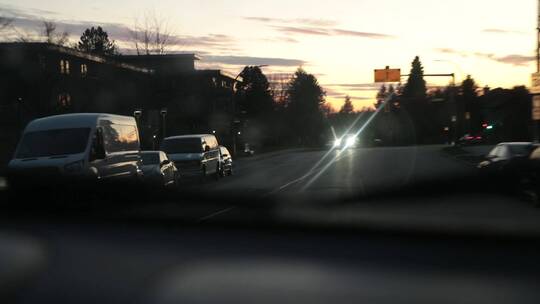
[[508, 145, 533, 157], [141, 153, 160, 165], [3, 0, 540, 238], [16, 128, 90, 158], [161, 138, 202, 154]]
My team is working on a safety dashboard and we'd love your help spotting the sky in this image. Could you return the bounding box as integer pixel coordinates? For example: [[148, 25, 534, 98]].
[[0, 0, 538, 111]]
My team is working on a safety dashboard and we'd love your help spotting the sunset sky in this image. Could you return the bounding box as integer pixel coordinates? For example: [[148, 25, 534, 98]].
[[0, 0, 537, 110]]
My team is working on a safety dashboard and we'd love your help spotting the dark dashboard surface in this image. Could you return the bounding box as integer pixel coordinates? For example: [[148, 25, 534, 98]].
[[1, 214, 540, 304]]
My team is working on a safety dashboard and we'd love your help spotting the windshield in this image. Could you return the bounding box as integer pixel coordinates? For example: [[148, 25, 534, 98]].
[[16, 128, 90, 158], [2, 0, 540, 238], [161, 138, 203, 154], [508, 145, 534, 157], [141, 153, 160, 165]]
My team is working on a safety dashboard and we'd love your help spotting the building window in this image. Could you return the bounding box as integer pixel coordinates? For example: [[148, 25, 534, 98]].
[[80, 64, 88, 77], [60, 59, 70, 75], [58, 93, 71, 107]]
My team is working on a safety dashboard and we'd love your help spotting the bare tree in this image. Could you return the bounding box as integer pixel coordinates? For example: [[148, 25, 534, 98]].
[[43, 21, 69, 46], [0, 16, 12, 32], [130, 11, 176, 55], [268, 73, 293, 105]]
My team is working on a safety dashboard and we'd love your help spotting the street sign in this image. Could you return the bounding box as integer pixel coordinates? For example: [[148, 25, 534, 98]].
[[534, 95, 540, 120], [375, 67, 401, 83], [532, 73, 540, 94]]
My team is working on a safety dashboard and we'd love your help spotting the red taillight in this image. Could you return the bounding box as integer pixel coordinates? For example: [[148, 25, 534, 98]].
[[476, 136, 482, 140], [465, 136, 474, 140]]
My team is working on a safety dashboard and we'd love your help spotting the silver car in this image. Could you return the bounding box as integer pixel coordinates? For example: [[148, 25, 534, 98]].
[[140, 151, 179, 188]]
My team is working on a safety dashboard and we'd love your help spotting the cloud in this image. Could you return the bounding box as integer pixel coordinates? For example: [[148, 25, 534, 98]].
[[332, 29, 394, 39], [435, 48, 468, 57], [482, 28, 526, 35], [274, 26, 329, 36], [273, 25, 394, 39], [200, 55, 305, 67], [493, 54, 535, 66], [244, 16, 338, 27], [2, 6, 238, 53], [324, 83, 380, 91]]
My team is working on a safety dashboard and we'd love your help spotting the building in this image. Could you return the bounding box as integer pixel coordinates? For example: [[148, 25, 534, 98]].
[[0, 43, 240, 172], [117, 54, 239, 148], [0, 42, 153, 172]]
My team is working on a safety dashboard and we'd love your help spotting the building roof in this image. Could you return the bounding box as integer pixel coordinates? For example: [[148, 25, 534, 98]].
[[0, 42, 153, 74], [120, 53, 201, 61]]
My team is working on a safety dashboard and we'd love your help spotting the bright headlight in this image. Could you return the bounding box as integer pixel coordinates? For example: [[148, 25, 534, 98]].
[[334, 139, 342, 147], [346, 136, 357, 147]]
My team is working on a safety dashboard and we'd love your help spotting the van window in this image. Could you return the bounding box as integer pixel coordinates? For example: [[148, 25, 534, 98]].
[[205, 136, 218, 149], [16, 128, 90, 158], [161, 138, 203, 154], [102, 124, 139, 153]]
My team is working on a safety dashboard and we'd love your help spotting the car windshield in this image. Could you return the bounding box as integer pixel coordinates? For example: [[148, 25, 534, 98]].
[[508, 145, 533, 157], [141, 153, 160, 165], [2, 0, 540, 238], [15, 128, 90, 158], [161, 138, 203, 154]]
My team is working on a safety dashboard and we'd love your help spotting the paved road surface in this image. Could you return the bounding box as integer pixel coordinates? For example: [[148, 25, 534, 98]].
[[200, 145, 473, 198], [173, 145, 540, 234]]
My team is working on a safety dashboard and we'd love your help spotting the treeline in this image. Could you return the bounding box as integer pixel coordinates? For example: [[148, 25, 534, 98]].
[[330, 56, 533, 147], [235, 66, 329, 149]]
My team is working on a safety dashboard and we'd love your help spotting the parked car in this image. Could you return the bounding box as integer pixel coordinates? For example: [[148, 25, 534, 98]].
[[477, 142, 536, 178], [140, 151, 179, 188], [161, 134, 220, 180], [457, 134, 484, 146], [218, 146, 233, 176], [7, 113, 143, 189]]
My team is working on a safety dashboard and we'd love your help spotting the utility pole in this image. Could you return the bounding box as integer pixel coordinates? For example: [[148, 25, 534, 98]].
[[537, 0, 540, 73], [533, 0, 540, 142]]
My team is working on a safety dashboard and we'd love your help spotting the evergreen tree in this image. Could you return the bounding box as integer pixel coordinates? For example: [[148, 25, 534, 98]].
[[78, 26, 118, 55], [340, 95, 354, 114], [403, 56, 427, 99]]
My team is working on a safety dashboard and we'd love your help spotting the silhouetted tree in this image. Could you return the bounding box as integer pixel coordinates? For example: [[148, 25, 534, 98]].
[[130, 11, 175, 55], [340, 95, 354, 114], [0, 16, 12, 32], [285, 68, 326, 145], [78, 26, 117, 55], [42, 21, 69, 46], [458, 75, 481, 133], [235, 66, 274, 117], [403, 56, 427, 99]]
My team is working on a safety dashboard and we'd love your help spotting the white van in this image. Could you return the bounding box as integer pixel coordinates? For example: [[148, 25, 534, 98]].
[[161, 134, 220, 180], [7, 113, 143, 188]]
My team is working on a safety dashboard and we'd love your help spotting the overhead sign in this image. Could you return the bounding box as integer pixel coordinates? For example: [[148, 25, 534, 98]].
[[532, 73, 540, 94], [534, 95, 540, 121], [375, 67, 401, 83]]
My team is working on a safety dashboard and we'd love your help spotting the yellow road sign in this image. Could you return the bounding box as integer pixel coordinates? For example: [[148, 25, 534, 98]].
[[375, 67, 401, 83]]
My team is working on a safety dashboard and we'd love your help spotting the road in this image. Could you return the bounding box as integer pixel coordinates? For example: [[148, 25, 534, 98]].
[[172, 144, 540, 234], [203, 145, 473, 198]]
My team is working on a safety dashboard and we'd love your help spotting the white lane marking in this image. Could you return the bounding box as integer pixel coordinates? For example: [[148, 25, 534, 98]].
[[198, 206, 236, 222]]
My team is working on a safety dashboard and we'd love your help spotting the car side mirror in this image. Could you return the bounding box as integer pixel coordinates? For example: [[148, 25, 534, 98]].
[[222, 153, 229, 158], [161, 160, 171, 166], [204, 146, 210, 152]]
